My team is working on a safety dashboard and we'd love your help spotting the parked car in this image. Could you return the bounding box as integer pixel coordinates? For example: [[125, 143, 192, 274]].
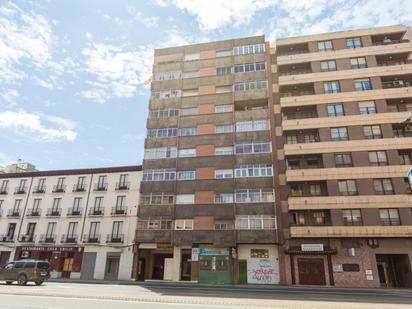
[[0, 260, 50, 285]]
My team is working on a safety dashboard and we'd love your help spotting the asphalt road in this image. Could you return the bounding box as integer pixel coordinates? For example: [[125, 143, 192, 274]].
[[0, 282, 411, 309]]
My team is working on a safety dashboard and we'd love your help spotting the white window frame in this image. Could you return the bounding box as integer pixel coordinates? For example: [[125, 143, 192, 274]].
[[215, 105, 233, 113], [214, 169, 233, 179], [174, 219, 193, 230], [215, 146, 233, 156], [178, 148, 196, 158], [176, 194, 194, 205], [178, 171, 195, 180]]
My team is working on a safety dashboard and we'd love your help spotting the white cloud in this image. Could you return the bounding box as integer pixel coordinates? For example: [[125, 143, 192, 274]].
[[152, 0, 168, 7], [0, 151, 12, 166], [126, 7, 159, 28], [0, 89, 19, 106], [0, 110, 77, 142]]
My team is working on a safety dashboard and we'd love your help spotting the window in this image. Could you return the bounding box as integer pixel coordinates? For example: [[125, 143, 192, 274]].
[[235, 164, 273, 178], [214, 193, 233, 203], [250, 249, 269, 258], [143, 169, 176, 181], [115, 196, 126, 209], [144, 147, 177, 160], [235, 142, 271, 154], [174, 219, 193, 230], [359, 101, 376, 114], [51, 198, 61, 212], [36, 178, 46, 191], [149, 108, 179, 118], [89, 222, 100, 238], [351, 57, 367, 69], [176, 194, 194, 204], [287, 135, 297, 144], [318, 40, 333, 52], [151, 89, 182, 100], [0, 180, 8, 192], [217, 67, 232, 75], [184, 53, 200, 61], [67, 222, 78, 237], [287, 159, 300, 170], [118, 174, 128, 188], [369, 151, 388, 166], [331, 127, 348, 141], [178, 171, 195, 180], [347, 37, 362, 49], [140, 193, 174, 205], [18, 179, 27, 191], [6, 223, 16, 239], [147, 128, 177, 139], [234, 62, 266, 73], [180, 107, 197, 116], [153, 71, 181, 81], [324, 81, 340, 93], [320, 60, 336, 72], [182, 71, 199, 79], [235, 189, 274, 203], [32, 199, 41, 211], [178, 148, 196, 158], [179, 127, 196, 136], [400, 152, 412, 165], [182, 89, 198, 97], [379, 209, 400, 225], [236, 120, 268, 132], [335, 153, 353, 167], [327, 104, 344, 117], [215, 147, 233, 155], [216, 86, 232, 93], [93, 197, 104, 211], [235, 215, 276, 229], [363, 125, 382, 139], [216, 49, 232, 57], [343, 209, 362, 226], [338, 180, 358, 196], [233, 44, 265, 55], [313, 211, 326, 225], [304, 134, 317, 143], [310, 184, 322, 196], [374, 179, 394, 195], [354, 79, 372, 91], [26, 223, 36, 237], [46, 222, 56, 237], [214, 169, 233, 179], [112, 221, 123, 238], [72, 197, 82, 211], [215, 221, 234, 230], [292, 212, 305, 225], [215, 125, 233, 134], [215, 105, 232, 113], [234, 80, 268, 91], [13, 199, 22, 212]]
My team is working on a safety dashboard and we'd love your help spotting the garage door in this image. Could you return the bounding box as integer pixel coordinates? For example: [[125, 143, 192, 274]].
[[298, 258, 326, 285]]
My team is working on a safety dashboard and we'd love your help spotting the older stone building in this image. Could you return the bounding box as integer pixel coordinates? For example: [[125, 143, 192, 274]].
[[0, 166, 141, 280], [273, 24, 412, 288]]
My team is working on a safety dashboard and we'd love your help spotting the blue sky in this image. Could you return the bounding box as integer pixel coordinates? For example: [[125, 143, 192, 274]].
[[1, 0, 412, 170]]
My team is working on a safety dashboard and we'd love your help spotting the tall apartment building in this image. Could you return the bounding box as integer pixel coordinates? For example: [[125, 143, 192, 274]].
[[0, 166, 141, 280], [273, 25, 412, 288], [136, 36, 280, 284]]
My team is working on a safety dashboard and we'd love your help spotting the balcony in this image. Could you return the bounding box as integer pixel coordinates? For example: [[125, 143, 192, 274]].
[[278, 62, 312, 76], [19, 235, 35, 243], [288, 181, 328, 198], [88, 207, 104, 216], [67, 208, 82, 217], [280, 83, 315, 97], [52, 185, 66, 193], [173, 230, 236, 246], [0, 188, 7, 195], [7, 209, 20, 218], [83, 234, 101, 244], [236, 229, 277, 244], [14, 186, 27, 194], [0, 235, 14, 242], [32, 186, 46, 194], [61, 234, 78, 244], [106, 234, 124, 244], [372, 31, 409, 46], [282, 106, 318, 120], [111, 206, 127, 216], [277, 43, 309, 56], [382, 78, 412, 89], [39, 234, 56, 244], [94, 183, 108, 191], [380, 218, 401, 226], [26, 208, 41, 217], [290, 225, 412, 238], [115, 182, 130, 190], [135, 229, 172, 243], [73, 184, 87, 192], [387, 98, 412, 112], [286, 155, 323, 170], [46, 208, 61, 217], [344, 218, 363, 226], [376, 53, 411, 66]]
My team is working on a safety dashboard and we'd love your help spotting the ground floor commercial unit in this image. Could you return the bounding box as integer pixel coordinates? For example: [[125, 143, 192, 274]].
[[134, 244, 280, 285], [282, 238, 412, 288], [5, 245, 134, 281]]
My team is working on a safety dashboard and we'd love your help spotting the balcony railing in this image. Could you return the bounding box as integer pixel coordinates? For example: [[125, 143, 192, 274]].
[[52, 185, 66, 193], [14, 187, 27, 194], [0, 235, 14, 242], [377, 60, 410, 66], [277, 49, 309, 56], [115, 182, 130, 190], [73, 184, 87, 192], [83, 234, 100, 244], [106, 234, 124, 244], [111, 206, 127, 216], [7, 209, 20, 218], [61, 234, 78, 244], [279, 69, 312, 76], [39, 234, 56, 244], [19, 234, 35, 242], [380, 218, 401, 226], [235, 190, 275, 203], [94, 183, 108, 191], [280, 90, 315, 97], [46, 208, 61, 217], [0, 188, 8, 195], [343, 218, 363, 226], [382, 80, 412, 89], [88, 207, 104, 216], [372, 39, 409, 46], [67, 208, 82, 216], [32, 186, 46, 194], [26, 208, 41, 217]]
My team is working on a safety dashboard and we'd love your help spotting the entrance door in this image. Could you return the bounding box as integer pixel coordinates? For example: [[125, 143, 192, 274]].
[[199, 255, 231, 284], [104, 257, 120, 280], [376, 254, 412, 288], [80, 252, 96, 280], [62, 257, 74, 278], [0, 252, 11, 267], [152, 254, 167, 280], [238, 260, 247, 284], [138, 258, 146, 281], [298, 258, 326, 285], [180, 250, 191, 281]]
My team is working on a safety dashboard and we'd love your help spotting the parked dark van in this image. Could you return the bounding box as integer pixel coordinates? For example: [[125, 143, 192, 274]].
[[0, 260, 50, 285]]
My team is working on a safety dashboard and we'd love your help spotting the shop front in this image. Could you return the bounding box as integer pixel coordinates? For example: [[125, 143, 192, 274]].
[[137, 243, 174, 281], [14, 246, 84, 279], [197, 247, 232, 284]]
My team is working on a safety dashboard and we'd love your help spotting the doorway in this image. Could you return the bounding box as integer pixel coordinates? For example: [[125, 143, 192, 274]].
[[152, 253, 172, 280], [138, 258, 146, 281], [104, 255, 120, 280], [0, 252, 11, 267], [62, 256, 74, 278], [180, 250, 191, 281], [376, 254, 412, 288], [297, 258, 326, 285]]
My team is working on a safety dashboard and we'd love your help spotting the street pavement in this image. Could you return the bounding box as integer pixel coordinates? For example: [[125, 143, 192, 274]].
[[0, 281, 411, 309]]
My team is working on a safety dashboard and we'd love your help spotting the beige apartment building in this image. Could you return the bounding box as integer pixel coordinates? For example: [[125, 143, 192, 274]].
[[273, 24, 412, 288], [0, 166, 141, 281]]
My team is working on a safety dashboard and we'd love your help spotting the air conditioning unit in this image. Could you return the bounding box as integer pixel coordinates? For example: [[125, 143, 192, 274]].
[[347, 248, 356, 257]]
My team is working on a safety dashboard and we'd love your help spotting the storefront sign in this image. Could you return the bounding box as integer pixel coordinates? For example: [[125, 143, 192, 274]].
[[333, 264, 343, 272], [20, 246, 81, 252], [199, 248, 228, 256], [301, 244, 324, 252], [191, 248, 199, 261], [247, 259, 279, 284]]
